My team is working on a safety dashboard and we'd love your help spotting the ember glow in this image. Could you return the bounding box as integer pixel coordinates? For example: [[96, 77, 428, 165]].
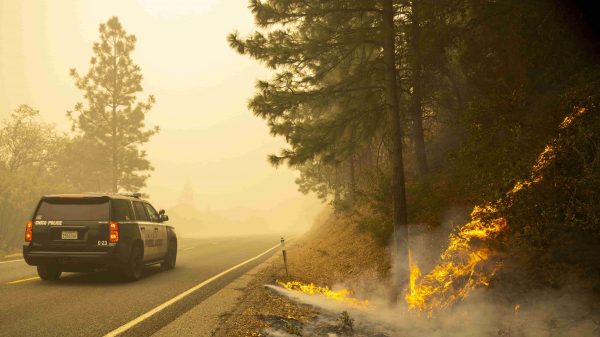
[[277, 280, 372, 309], [406, 107, 589, 313]]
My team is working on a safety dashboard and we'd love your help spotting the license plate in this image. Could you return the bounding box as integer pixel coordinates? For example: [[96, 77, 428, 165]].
[[61, 231, 78, 240]]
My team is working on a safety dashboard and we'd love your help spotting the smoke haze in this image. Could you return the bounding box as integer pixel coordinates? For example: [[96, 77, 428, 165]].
[[0, 0, 322, 236]]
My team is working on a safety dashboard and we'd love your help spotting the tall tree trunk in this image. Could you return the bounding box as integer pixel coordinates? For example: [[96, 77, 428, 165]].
[[334, 164, 341, 208], [111, 37, 119, 193], [410, 0, 428, 177], [111, 118, 118, 193], [349, 154, 356, 206], [383, 0, 410, 302]]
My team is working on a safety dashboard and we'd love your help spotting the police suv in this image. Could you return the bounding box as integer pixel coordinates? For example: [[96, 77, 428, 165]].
[[22, 193, 177, 281]]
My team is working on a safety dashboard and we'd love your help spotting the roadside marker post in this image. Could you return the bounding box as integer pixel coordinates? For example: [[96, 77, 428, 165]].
[[281, 237, 289, 278]]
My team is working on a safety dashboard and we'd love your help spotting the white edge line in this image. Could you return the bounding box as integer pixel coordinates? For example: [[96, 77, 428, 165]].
[[0, 259, 24, 264], [103, 242, 281, 337]]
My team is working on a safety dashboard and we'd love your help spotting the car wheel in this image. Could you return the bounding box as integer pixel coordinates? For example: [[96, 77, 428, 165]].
[[37, 265, 62, 281], [161, 239, 177, 270], [123, 243, 144, 281]]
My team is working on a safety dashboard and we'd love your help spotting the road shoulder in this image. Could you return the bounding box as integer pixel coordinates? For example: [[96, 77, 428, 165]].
[[150, 253, 286, 337], [153, 213, 389, 337]]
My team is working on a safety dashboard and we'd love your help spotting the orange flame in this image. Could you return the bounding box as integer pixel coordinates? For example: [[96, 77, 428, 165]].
[[277, 280, 372, 309], [406, 107, 588, 313], [406, 206, 506, 312]]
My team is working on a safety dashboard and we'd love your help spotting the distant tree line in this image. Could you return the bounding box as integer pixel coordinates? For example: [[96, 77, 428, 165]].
[[231, 0, 600, 288], [0, 17, 156, 252]]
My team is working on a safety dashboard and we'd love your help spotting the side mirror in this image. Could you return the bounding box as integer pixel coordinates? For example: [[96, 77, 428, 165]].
[[159, 210, 169, 222]]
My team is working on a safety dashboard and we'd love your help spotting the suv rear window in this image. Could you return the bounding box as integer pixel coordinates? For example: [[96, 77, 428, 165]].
[[111, 199, 133, 221], [35, 198, 109, 221]]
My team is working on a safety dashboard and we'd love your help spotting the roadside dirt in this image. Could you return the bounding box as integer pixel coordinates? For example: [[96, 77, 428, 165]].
[[212, 209, 389, 337], [211, 209, 600, 337]]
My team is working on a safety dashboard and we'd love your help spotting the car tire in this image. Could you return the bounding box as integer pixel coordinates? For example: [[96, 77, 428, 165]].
[[161, 239, 177, 270], [123, 243, 144, 281], [37, 265, 62, 281]]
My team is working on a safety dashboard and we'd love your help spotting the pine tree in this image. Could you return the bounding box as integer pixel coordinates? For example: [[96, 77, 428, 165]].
[[383, 0, 409, 300], [406, 0, 428, 177], [69, 16, 158, 193], [228, 0, 387, 182], [231, 0, 411, 292]]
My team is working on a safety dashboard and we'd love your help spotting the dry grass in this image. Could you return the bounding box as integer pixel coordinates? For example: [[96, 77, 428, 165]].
[[213, 208, 389, 337], [284, 210, 389, 286]]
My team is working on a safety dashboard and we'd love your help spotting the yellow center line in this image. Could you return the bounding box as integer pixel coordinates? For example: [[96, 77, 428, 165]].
[[7, 276, 40, 284]]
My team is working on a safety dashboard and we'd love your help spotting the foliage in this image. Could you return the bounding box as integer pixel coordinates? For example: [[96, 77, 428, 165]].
[[446, 0, 597, 204], [0, 106, 73, 252], [233, 0, 600, 293], [69, 16, 158, 193], [229, 1, 389, 210], [0, 105, 58, 172], [500, 93, 600, 288]]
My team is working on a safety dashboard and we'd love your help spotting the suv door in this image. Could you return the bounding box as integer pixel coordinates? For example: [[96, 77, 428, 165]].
[[144, 203, 167, 259], [132, 201, 153, 261]]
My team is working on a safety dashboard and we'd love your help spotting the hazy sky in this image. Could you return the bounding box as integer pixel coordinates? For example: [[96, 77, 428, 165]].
[[0, 0, 319, 213]]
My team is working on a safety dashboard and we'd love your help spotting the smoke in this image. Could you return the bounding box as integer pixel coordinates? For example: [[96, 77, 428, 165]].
[[262, 329, 300, 337], [262, 214, 599, 337], [264, 283, 599, 337]]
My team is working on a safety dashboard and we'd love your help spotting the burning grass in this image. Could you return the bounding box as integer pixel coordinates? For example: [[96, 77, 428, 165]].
[[406, 106, 590, 314], [406, 205, 507, 312], [252, 107, 592, 320], [277, 280, 372, 309], [213, 106, 597, 336]]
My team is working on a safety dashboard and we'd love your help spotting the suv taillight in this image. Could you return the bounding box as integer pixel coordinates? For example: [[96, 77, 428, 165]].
[[109, 222, 119, 243], [25, 220, 33, 242]]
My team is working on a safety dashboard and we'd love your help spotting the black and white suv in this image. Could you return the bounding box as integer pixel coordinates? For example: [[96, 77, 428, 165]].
[[23, 193, 177, 281]]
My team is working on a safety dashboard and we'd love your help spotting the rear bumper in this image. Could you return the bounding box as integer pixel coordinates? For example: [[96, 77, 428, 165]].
[[23, 245, 129, 268]]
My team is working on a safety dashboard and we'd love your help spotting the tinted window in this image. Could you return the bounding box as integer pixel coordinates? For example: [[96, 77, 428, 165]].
[[144, 203, 159, 222], [36, 198, 109, 221], [133, 201, 149, 221], [111, 199, 133, 221]]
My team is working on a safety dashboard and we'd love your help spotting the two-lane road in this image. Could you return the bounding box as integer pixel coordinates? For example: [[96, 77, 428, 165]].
[[0, 235, 281, 337]]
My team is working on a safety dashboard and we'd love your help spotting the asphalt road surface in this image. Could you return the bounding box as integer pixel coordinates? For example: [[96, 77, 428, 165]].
[[0, 235, 281, 337]]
